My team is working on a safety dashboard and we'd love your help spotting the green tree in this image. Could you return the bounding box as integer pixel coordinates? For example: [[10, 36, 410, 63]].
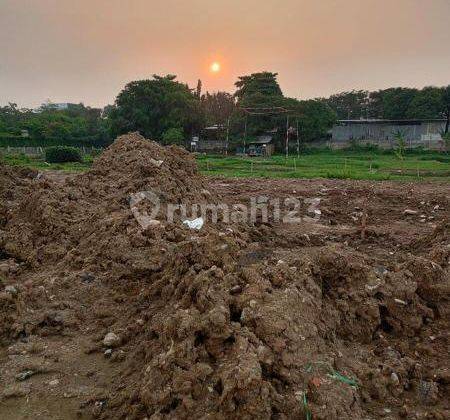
[[376, 88, 418, 119], [232, 72, 286, 140], [234, 72, 283, 103], [296, 99, 337, 142], [441, 86, 450, 134], [108, 74, 202, 141], [322, 90, 369, 120], [406, 86, 443, 119], [201, 92, 235, 125], [161, 127, 184, 145]]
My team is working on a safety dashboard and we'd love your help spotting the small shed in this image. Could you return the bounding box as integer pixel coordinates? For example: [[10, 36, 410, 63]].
[[248, 135, 274, 157], [194, 125, 228, 154]]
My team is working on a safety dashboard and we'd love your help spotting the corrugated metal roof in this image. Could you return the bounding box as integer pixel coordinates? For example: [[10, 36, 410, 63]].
[[337, 119, 446, 124], [249, 135, 273, 144]]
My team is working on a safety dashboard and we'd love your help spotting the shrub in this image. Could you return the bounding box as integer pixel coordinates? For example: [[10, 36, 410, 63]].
[[162, 128, 184, 145], [45, 146, 82, 163], [444, 132, 450, 152], [394, 132, 406, 160]]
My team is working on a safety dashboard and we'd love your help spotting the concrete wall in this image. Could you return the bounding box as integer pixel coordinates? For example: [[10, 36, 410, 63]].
[[332, 121, 447, 149]]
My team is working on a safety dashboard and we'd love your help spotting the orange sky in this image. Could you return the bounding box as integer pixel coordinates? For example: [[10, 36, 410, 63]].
[[1, 0, 449, 108]]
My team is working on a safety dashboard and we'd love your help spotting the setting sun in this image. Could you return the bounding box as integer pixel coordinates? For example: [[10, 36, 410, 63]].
[[210, 62, 221, 73]]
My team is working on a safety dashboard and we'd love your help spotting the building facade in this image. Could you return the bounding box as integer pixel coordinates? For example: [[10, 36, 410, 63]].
[[331, 119, 447, 149]]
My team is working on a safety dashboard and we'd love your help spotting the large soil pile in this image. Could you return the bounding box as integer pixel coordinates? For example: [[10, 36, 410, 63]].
[[0, 134, 448, 419]]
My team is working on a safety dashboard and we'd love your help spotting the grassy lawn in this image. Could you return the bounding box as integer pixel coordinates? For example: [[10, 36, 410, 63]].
[[1, 153, 93, 172], [1, 149, 449, 181], [197, 150, 450, 181]]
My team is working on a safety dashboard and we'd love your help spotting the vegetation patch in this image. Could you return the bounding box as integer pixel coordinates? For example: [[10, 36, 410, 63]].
[[45, 146, 83, 163]]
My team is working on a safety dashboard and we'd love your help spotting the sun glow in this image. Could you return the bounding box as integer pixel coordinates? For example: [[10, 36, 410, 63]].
[[210, 62, 221, 73]]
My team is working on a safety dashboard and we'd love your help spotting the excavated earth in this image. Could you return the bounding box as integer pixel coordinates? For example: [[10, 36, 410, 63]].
[[0, 133, 449, 419]]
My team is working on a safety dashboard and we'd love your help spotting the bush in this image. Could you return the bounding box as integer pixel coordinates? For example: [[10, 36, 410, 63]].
[[162, 128, 184, 145], [45, 146, 82, 163], [444, 132, 450, 152]]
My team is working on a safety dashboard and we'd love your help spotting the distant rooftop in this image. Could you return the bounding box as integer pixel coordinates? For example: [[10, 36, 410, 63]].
[[249, 135, 273, 144], [337, 119, 447, 124]]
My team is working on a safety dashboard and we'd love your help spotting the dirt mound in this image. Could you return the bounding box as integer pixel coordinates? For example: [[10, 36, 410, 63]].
[[1, 133, 215, 269], [0, 134, 448, 419]]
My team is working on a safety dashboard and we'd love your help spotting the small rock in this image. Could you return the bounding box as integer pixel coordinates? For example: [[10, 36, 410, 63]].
[[104, 349, 113, 358], [391, 372, 400, 385], [256, 196, 269, 204], [49, 379, 60, 387], [80, 272, 95, 283], [103, 332, 120, 348], [201, 189, 212, 197], [146, 219, 161, 228], [110, 350, 125, 363], [136, 319, 144, 326], [230, 285, 242, 295], [418, 380, 439, 402], [374, 266, 388, 277], [1, 385, 27, 399]]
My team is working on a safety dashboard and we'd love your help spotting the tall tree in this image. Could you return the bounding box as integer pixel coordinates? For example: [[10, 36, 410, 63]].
[[285, 97, 337, 143], [201, 92, 235, 125], [108, 75, 202, 140], [195, 79, 202, 99], [323, 90, 369, 120], [406, 86, 443, 119], [234, 72, 283, 103], [441, 86, 450, 134], [378, 88, 418, 119]]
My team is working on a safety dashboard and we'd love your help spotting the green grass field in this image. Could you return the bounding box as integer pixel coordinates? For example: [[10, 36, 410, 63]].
[[1, 153, 93, 172], [1, 149, 449, 181], [197, 150, 450, 181]]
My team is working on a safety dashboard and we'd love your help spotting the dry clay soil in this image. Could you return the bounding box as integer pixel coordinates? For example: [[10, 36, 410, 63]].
[[0, 134, 449, 419]]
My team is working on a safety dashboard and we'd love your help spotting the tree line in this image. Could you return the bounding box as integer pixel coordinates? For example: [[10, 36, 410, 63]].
[[320, 87, 450, 132], [1, 74, 449, 150], [0, 102, 110, 147], [107, 72, 336, 149]]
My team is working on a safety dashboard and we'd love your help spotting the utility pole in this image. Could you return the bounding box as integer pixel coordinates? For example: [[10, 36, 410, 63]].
[[296, 119, 300, 159], [225, 117, 230, 156], [244, 115, 248, 154], [285, 115, 290, 159]]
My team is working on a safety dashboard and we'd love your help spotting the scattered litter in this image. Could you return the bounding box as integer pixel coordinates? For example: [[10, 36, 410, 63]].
[[327, 371, 359, 388], [394, 298, 407, 305], [149, 158, 163, 167], [183, 217, 204, 230], [16, 370, 35, 381], [302, 393, 312, 420], [5, 285, 18, 296], [404, 209, 418, 215]]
